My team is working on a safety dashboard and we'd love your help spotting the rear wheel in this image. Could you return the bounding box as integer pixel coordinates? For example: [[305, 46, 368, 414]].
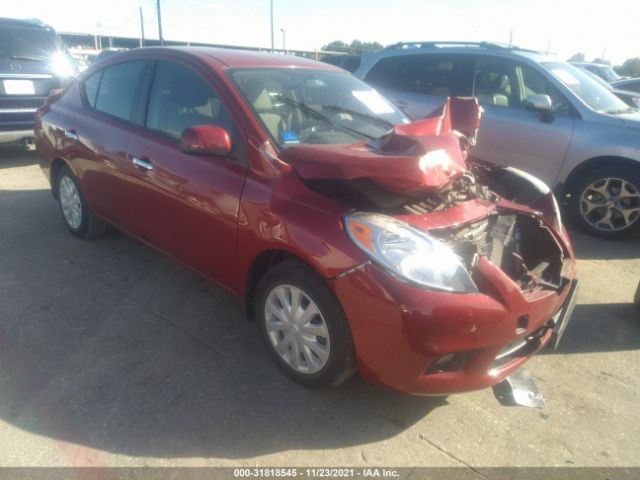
[[568, 166, 640, 239], [56, 165, 107, 239], [255, 260, 356, 388]]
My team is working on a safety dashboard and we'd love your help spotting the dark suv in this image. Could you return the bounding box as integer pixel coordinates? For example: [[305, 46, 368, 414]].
[[0, 17, 75, 147]]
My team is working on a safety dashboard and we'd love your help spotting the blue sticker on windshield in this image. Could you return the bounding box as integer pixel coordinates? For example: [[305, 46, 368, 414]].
[[281, 131, 300, 144]]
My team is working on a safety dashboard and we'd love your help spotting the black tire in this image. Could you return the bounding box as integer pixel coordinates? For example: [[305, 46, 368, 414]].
[[568, 166, 640, 239], [56, 165, 107, 239], [255, 259, 356, 388]]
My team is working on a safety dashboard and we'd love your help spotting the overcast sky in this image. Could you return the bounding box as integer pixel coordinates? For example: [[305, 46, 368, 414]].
[[4, 0, 639, 65]]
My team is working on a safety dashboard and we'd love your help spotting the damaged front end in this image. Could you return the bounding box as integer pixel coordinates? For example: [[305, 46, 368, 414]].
[[281, 97, 574, 297]]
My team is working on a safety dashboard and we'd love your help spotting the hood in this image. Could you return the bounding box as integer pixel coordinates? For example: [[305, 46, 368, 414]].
[[279, 97, 482, 194]]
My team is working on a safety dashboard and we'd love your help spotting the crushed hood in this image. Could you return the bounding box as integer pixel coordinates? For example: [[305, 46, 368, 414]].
[[279, 97, 482, 194]]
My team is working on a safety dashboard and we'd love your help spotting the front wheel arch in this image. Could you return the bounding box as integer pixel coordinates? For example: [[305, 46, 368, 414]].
[[50, 157, 73, 200], [563, 156, 640, 197]]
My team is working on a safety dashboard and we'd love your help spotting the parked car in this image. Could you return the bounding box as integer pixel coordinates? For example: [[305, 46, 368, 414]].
[[0, 17, 76, 147], [611, 78, 640, 94], [581, 69, 640, 109], [35, 48, 578, 395], [321, 53, 361, 73], [354, 42, 640, 239], [570, 62, 622, 83]]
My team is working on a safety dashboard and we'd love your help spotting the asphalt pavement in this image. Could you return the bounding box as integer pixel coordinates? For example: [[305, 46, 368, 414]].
[[0, 147, 638, 469]]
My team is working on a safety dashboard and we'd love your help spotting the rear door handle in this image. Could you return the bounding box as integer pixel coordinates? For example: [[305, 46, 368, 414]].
[[394, 100, 408, 109], [132, 156, 154, 171], [64, 129, 79, 140]]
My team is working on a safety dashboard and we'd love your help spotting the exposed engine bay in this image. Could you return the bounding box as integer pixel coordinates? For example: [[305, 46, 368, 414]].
[[285, 97, 570, 293]]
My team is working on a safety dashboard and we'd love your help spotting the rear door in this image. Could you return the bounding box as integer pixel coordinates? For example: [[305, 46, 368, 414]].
[[363, 53, 474, 119], [67, 60, 149, 232], [124, 59, 247, 287], [468, 57, 576, 186]]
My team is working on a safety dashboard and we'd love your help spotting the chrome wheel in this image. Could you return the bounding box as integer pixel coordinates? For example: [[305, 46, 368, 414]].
[[59, 176, 82, 230], [264, 284, 330, 374], [579, 177, 640, 232]]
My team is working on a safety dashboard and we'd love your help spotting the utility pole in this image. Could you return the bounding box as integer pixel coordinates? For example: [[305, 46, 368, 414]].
[[270, 0, 274, 52], [280, 28, 285, 52], [157, 0, 164, 46], [508, 29, 513, 47], [139, 6, 145, 47]]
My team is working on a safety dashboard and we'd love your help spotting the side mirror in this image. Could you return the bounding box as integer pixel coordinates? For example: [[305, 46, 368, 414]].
[[525, 94, 553, 112], [180, 125, 232, 156]]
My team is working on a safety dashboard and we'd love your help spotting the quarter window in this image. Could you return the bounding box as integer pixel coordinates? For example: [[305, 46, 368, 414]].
[[145, 61, 231, 138], [365, 54, 474, 97]]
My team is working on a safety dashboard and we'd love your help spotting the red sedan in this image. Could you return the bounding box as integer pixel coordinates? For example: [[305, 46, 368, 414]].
[[35, 48, 578, 394]]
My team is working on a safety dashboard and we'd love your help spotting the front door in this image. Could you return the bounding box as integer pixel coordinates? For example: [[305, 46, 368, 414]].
[[469, 58, 576, 187], [124, 60, 247, 288]]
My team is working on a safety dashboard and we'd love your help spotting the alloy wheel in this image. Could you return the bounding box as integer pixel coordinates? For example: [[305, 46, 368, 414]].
[[264, 284, 331, 374], [579, 177, 640, 232]]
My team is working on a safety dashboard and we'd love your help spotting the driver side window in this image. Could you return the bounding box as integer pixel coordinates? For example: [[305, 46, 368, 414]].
[[519, 64, 571, 115], [146, 61, 232, 139]]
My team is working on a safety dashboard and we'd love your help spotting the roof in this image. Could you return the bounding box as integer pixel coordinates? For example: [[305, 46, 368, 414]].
[[359, 41, 555, 65], [173, 47, 341, 70], [0, 17, 52, 29]]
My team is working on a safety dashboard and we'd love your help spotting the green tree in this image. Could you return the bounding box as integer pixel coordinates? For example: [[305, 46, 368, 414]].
[[615, 58, 640, 77], [321, 39, 383, 53], [567, 53, 585, 62]]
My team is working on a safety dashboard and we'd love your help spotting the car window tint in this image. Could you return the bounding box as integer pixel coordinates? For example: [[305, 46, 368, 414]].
[[473, 59, 518, 107], [365, 54, 473, 96], [94, 61, 144, 121], [146, 61, 232, 139], [82, 70, 101, 108], [519, 64, 571, 115]]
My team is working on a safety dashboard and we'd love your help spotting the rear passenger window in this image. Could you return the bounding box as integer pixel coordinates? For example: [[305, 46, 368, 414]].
[[365, 54, 474, 97], [145, 61, 232, 139], [93, 61, 144, 121]]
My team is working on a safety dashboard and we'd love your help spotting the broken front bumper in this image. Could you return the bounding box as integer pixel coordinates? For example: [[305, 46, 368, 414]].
[[331, 257, 577, 395]]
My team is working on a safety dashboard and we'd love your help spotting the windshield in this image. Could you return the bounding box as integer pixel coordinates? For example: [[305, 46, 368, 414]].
[[229, 68, 409, 148], [595, 65, 621, 83], [0, 24, 61, 60], [543, 62, 631, 114]]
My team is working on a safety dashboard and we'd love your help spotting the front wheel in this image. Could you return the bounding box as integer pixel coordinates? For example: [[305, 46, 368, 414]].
[[568, 166, 640, 239], [255, 260, 356, 388]]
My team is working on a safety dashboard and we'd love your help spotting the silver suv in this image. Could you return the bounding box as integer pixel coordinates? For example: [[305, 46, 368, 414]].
[[353, 42, 640, 239]]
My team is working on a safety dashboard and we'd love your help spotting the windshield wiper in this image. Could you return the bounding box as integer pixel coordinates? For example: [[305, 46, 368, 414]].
[[322, 105, 394, 130], [11, 54, 49, 62], [273, 95, 375, 140]]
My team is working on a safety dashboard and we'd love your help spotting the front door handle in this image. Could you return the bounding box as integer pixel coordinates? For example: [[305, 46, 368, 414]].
[[64, 129, 79, 140], [132, 156, 154, 171], [394, 100, 408, 109]]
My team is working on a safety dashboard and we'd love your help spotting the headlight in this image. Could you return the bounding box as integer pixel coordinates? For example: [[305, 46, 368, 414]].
[[632, 97, 640, 108], [50, 51, 76, 78], [344, 212, 477, 293]]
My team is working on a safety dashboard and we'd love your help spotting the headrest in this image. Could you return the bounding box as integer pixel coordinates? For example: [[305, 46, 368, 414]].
[[243, 77, 273, 111]]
